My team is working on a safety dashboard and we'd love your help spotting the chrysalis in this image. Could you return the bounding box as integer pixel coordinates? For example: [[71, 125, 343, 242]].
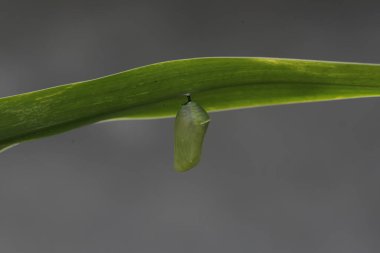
[[174, 94, 210, 172]]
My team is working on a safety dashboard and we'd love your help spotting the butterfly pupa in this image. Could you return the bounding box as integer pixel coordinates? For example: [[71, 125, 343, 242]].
[[174, 94, 210, 172]]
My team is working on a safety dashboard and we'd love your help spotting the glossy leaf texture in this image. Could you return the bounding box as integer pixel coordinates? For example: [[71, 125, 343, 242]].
[[0, 57, 380, 152]]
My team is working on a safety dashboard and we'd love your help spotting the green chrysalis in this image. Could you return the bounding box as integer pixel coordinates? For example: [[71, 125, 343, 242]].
[[174, 94, 210, 172]]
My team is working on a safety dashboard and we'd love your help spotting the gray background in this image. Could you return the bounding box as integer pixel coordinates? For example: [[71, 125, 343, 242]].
[[0, 0, 380, 252]]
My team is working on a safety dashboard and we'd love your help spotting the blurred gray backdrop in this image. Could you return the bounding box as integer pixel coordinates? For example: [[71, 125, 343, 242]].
[[1, 0, 380, 252]]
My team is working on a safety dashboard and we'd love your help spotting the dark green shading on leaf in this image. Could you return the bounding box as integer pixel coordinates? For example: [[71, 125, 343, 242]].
[[0, 57, 379, 155]]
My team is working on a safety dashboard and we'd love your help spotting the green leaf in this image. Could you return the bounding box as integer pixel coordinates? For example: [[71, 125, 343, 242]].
[[0, 57, 380, 152]]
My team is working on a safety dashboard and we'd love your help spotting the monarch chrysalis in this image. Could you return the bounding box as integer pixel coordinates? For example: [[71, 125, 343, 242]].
[[174, 94, 210, 172]]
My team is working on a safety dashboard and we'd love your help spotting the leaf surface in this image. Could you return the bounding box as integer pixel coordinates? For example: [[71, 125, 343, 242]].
[[0, 57, 379, 150]]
